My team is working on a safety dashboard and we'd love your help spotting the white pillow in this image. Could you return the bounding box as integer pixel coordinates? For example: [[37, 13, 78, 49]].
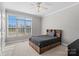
[[48, 31, 54, 37]]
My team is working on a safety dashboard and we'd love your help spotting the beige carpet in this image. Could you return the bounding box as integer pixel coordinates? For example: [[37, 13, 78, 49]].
[[3, 41, 68, 56]]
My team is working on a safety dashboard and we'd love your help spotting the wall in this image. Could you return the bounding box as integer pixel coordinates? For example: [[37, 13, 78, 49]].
[[0, 3, 6, 55], [42, 4, 79, 46], [32, 16, 42, 36], [0, 10, 1, 53]]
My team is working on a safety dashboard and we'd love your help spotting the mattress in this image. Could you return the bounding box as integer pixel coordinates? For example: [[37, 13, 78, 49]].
[[29, 35, 60, 48], [68, 39, 79, 49]]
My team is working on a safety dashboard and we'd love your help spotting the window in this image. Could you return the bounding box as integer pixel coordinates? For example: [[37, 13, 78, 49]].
[[24, 20, 32, 33], [8, 16, 17, 37], [8, 16, 16, 32], [17, 19, 25, 34], [8, 15, 32, 37]]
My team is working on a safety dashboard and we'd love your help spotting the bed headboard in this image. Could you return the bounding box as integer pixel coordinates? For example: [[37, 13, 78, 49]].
[[46, 29, 62, 38]]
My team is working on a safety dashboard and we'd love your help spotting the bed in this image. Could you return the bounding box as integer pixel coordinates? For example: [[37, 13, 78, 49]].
[[29, 29, 62, 54]]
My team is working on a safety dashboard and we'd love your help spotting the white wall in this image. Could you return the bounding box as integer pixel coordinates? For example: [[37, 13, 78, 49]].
[[32, 16, 42, 36], [42, 4, 79, 46], [0, 10, 1, 52]]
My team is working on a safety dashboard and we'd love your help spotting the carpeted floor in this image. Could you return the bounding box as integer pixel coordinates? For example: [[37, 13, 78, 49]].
[[3, 41, 68, 56]]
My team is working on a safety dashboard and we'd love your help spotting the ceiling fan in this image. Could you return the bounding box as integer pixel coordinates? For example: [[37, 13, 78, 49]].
[[30, 2, 48, 13]]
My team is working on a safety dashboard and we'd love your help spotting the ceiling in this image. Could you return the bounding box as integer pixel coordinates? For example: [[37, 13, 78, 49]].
[[1, 2, 78, 17]]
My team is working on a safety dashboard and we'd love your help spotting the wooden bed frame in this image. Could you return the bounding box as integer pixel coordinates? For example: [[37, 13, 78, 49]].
[[29, 41, 61, 54], [29, 29, 62, 54]]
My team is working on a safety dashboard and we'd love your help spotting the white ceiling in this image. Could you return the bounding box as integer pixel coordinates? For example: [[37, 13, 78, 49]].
[[2, 2, 78, 17]]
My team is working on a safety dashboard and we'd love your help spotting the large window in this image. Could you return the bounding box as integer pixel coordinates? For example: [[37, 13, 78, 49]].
[[8, 15, 32, 37]]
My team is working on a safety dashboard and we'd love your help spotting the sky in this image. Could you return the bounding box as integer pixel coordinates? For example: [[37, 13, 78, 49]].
[[8, 16, 32, 27]]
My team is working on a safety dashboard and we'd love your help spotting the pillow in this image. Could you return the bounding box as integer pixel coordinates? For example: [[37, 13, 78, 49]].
[[47, 30, 54, 37], [56, 31, 61, 38]]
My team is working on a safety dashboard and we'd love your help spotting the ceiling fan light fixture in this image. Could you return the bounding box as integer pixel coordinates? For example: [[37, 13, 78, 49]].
[[30, 2, 48, 13]]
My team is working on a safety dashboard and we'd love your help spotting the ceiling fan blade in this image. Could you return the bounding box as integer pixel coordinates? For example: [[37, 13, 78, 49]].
[[28, 2, 48, 13]]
